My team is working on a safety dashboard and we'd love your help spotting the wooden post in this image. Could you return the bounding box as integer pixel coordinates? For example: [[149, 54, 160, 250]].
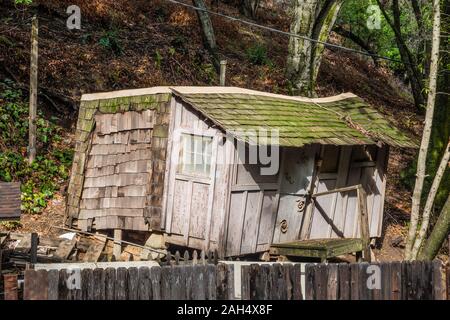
[[30, 232, 38, 264], [4, 274, 18, 300], [28, 16, 38, 163], [113, 229, 122, 260], [219, 60, 227, 86], [357, 185, 371, 262]]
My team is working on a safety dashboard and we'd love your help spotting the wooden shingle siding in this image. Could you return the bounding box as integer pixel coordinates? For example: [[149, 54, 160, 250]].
[[0, 182, 21, 220]]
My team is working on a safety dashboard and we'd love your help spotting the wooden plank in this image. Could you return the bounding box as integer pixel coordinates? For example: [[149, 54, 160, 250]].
[[93, 268, 106, 300], [161, 266, 172, 299], [127, 267, 139, 300], [54, 238, 76, 260], [113, 229, 122, 260], [24, 269, 48, 300], [357, 185, 371, 262], [432, 259, 445, 300], [82, 238, 106, 262], [137, 267, 151, 300], [3, 274, 18, 300], [292, 264, 303, 300], [390, 262, 401, 300], [305, 264, 315, 300], [81, 268, 94, 300], [327, 264, 338, 300], [241, 265, 251, 300], [338, 263, 350, 300], [284, 264, 294, 300], [185, 265, 194, 299], [216, 263, 229, 300], [257, 264, 271, 300], [380, 262, 391, 300], [150, 266, 162, 300], [314, 263, 327, 300], [105, 267, 116, 300], [206, 264, 217, 300], [47, 269, 59, 300], [350, 263, 359, 300], [58, 269, 69, 300], [358, 262, 369, 300], [170, 266, 184, 300], [115, 267, 128, 300], [30, 232, 38, 264], [193, 265, 206, 300]]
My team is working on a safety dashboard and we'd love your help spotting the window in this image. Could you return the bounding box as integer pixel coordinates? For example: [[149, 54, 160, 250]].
[[178, 133, 213, 177]]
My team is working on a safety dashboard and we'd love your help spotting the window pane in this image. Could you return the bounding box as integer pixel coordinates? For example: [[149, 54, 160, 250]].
[[178, 133, 213, 177]]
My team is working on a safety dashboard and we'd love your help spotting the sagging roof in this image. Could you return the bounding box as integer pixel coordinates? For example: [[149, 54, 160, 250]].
[[171, 87, 417, 148], [79, 86, 417, 148]]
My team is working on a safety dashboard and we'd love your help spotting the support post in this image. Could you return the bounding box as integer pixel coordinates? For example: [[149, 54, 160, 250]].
[[357, 184, 371, 262], [28, 16, 38, 163], [220, 60, 227, 86], [113, 229, 122, 260], [30, 232, 38, 264]]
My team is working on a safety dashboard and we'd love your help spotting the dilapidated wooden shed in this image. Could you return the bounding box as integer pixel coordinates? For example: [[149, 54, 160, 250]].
[[66, 86, 416, 258]]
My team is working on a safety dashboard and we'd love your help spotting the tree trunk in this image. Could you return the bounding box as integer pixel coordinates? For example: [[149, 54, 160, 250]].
[[286, 0, 343, 97], [411, 140, 450, 259], [333, 24, 379, 65], [406, 0, 441, 260], [376, 0, 426, 112], [418, 194, 450, 260], [192, 0, 220, 72], [239, 0, 260, 19]]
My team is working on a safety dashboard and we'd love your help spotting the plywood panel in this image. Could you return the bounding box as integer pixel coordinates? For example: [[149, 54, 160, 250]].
[[226, 192, 245, 256], [256, 191, 277, 250], [309, 179, 337, 239], [240, 191, 262, 254], [274, 147, 315, 243], [189, 182, 209, 239], [171, 179, 190, 235]]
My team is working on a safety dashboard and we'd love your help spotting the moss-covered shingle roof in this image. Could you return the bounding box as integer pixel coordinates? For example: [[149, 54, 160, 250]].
[[172, 87, 417, 148]]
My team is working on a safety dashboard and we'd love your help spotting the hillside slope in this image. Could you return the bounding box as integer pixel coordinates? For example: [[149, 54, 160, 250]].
[[0, 0, 424, 260]]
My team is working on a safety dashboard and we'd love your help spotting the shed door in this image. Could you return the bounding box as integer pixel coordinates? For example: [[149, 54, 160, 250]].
[[307, 145, 387, 239], [272, 146, 317, 243], [165, 131, 218, 249]]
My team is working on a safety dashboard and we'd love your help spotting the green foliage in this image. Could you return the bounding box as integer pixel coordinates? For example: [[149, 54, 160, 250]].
[[246, 43, 271, 66], [14, 0, 32, 5], [99, 30, 123, 55], [0, 80, 73, 215], [154, 49, 163, 69], [0, 221, 22, 231]]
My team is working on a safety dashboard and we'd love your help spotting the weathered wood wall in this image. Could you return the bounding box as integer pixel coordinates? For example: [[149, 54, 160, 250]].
[[308, 144, 388, 239], [66, 91, 172, 231], [163, 99, 233, 252]]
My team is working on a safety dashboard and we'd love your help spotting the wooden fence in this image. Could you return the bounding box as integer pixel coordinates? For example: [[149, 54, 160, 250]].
[[18, 260, 448, 300]]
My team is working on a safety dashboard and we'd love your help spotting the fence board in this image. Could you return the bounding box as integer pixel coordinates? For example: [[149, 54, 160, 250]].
[[292, 264, 303, 300], [380, 262, 391, 300], [327, 264, 338, 300], [337, 263, 350, 300], [350, 263, 359, 300], [21, 261, 443, 300], [150, 266, 161, 300], [390, 262, 401, 300], [47, 269, 59, 300], [305, 264, 315, 300], [105, 267, 116, 300], [127, 267, 139, 300], [93, 268, 106, 300], [81, 268, 94, 300], [137, 266, 151, 300]]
